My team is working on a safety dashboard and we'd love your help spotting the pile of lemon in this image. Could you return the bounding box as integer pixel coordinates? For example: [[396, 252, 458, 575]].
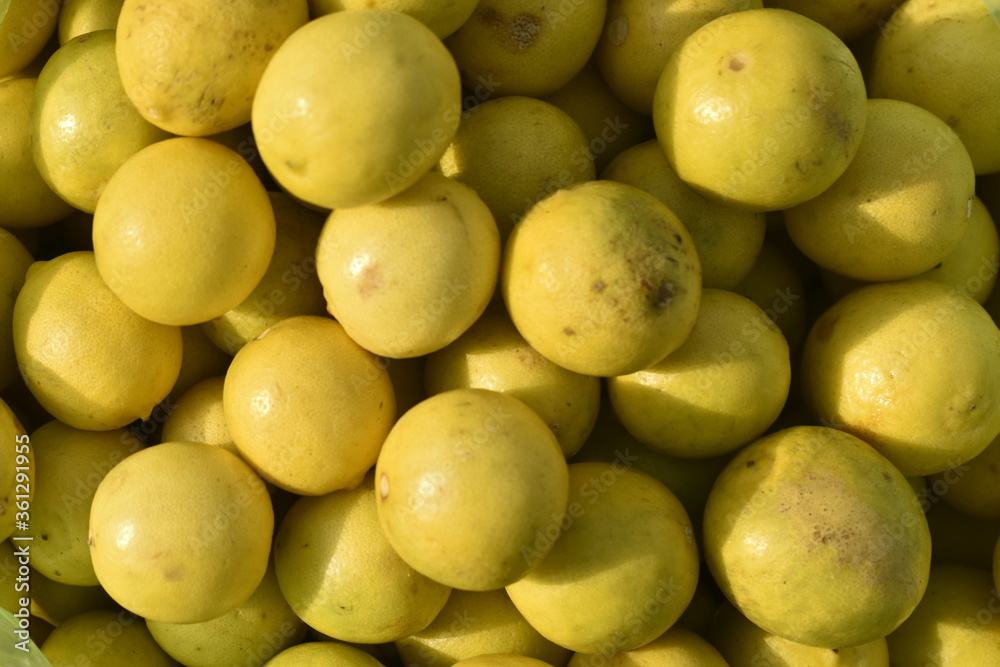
[[2, 0, 1000, 665]]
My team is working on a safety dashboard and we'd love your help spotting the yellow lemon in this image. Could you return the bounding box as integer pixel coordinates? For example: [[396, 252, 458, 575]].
[[223, 316, 396, 495], [653, 8, 867, 211], [454, 656, 554, 667], [169, 325, 231, 400], [929, 431, 1000, 520], [274, 475, 451, 643], [28, 571, 116, 627], [765, 0, 897, 42], [709, 600, 890, 666], [115, 0, 308, 136], [731, 238, 808, 355], [801, 279, 1000, 476], [264, 641, 386, 667], [32, 30, 171, 213], [596, 0, 762, 115], [438, 95, 594, 242], [0, 398, 30, 542], [502, 180, 702, 377], [569, 626, 730, 666], [784, 98, 976, 282], [41, 610, 180, 667], [609, 288, 791, 459], [316, 171, 500, 358], [541, 57, 653, 174], [445, 0, 607, 97], [146, 560, 308, 667], [12, 251, 183, 431], [703, 426, 931, 649], [376, 388, 569, 591], [0, 0, 60, 79], [424, 302, 601, 458], [0, 228, 33, 392], [58, 0, 125, 44], [308, 0, 479, 38], [394, 589, 572, 667], [252, 10, 460, 209], [870, 0, 1000, 174], [161, 377, 234, 454], [601, 139, 765, 291], [92, 137, 276, 326], [886, 564, 1000, 666], [202, 191, 326, 356], [0, 78, 75, 229], [506, 462, 699, 655], [88, 441, 273, 623], [26, 420, 143, 586]]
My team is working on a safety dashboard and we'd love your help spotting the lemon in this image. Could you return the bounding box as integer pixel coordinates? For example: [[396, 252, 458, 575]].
[[653, 8, 867, 212], [92, 137, 276, 325], [870, 0, 1000, 175], [274, 475, 451, 643], [0, 78, 75, 229], [731, 238, 808, 355], [376, 388, 568, 591], [595, 0, 761, 115], [765, 0, 897, 42], [541, 57, 654, 174], [316, 171, 500, 358], [170, 325, 231, 399], [454, 657, 554, 667], [0, 0, 59, 79], [886, 564, 1000, 665], [569, 626, 730, 666], [31, 30, 172, 213], [58, 0, 125, 44], [601, 139, 765, 291], [0, 540, 22, 613], [115, 0, 307, 136], [709, 600, 890, 666], [253, 10, 460, 210], [264, 641, 386, 667], [41, 610, 180, 666], [0, 399, 29, 542], [27, 420, 142, 586], [29, 572, 116, 626], [784, 99, 976, 282], [394, 589, 572, 667], [929, 431, 1000, 520], [801, 279, 1000, 476], [506, 462, 699, 655], [146, 560, 308, 667], [308, 0, 479, 38], [88, 441, 273, 623], [13, 251, 183, 431], [445, 0, 607, 97], [424, 302, 601, 458], [609, 288, 790, 459], [161, 376, 234, 454], [223, 316, 396, 495], [0, 228, 33, 392], [502, 180, 702, 377], [202, 192, 326, 355], [703, 425, 931, 649], [438, 96, 594, 242]]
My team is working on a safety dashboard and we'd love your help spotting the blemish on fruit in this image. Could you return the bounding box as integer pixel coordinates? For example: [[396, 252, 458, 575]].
[[379, 473, 390, 499], [563, 326, 576, 335], [608, 16, 628, 46], [651, 282, 675, 309], [746, 460, 755, 468], [593, 280, 605, 292], [728, 54, 746, 71]]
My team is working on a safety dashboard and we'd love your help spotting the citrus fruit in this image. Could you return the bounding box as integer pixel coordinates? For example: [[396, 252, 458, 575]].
[[263, 641, 386, 667], [28, 570, 117, 627], [12, 251, 183, 430], [115, 0, 308, 136], [252, 9, 460, 209], [223, 316, 395, 495], [315, 171, 500, 358], [568, 625, 730, 666], [0, 228, 33, 392], [502, 180, 702, 377], [608, 288, 791, 458], [92, 137, 275, 326], [375, 388, 569, 591], [653, 8, 867, 211], [57, 0, 125, 44], [0, 0, 60, 79], [161, 376, 233, 453], [88, 441, 273, 623], [929, 431, 1000, 520], [506, 462, 699, 655], [801, 279, 1000, 476], [0, 398, 29, 542], [731, 238, 808, 355], [40, 609, 180, 667], [764, 0, 897, 42], [703, 425, 931, 648], [454, 656, 554, 667], [308, 0, 479, 38]]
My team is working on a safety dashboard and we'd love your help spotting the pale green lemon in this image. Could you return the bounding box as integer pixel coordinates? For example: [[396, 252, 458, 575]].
[[29, 572, 116, 626], [376, 388, 569, 591], [703, 426, 931, 648], [0, 0, 60, 79], [41, 610, 180, 666], [264, 642, 385, 667], [765, 0, 897, 42], [252, 10, 460, 209], [930, 430, 1000, 520], [58, 0, 125, 44]]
